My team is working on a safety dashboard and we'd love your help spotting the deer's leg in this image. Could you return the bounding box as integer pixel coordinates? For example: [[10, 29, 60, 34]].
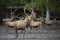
[[39, 24, 43, 32], [5, 25, 9, 33], [3, 24, 5, 31], [15, 27, 18, 38], [23, 27, 27, 38], [40, 24, 42, 29], [54, 24, 56, 27], [29, 26, 32, 33]]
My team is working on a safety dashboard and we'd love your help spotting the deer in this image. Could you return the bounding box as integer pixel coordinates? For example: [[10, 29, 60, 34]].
[[5, 14, 32, 37]]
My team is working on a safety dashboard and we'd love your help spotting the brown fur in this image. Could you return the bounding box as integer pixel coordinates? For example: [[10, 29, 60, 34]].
[[5, 15, 32, 37]]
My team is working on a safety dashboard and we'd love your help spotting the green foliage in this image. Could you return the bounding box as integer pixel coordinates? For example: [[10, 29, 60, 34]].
[[24, 3, 32, 10], [34, 0, 46, 12], [0, 0, 58, 13], [2, 0, 26, 6], [0, 0, 60, 21]]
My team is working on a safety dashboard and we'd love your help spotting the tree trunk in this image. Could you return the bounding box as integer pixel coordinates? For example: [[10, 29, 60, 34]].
[[46, 7, 50, 21], [42, 11, 44, 19]]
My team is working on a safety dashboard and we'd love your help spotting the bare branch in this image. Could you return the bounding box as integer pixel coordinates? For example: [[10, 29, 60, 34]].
[[12, 9, 18, 14]]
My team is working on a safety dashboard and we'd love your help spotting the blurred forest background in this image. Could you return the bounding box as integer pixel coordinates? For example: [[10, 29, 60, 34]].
[[0, 0, 60, 22]]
